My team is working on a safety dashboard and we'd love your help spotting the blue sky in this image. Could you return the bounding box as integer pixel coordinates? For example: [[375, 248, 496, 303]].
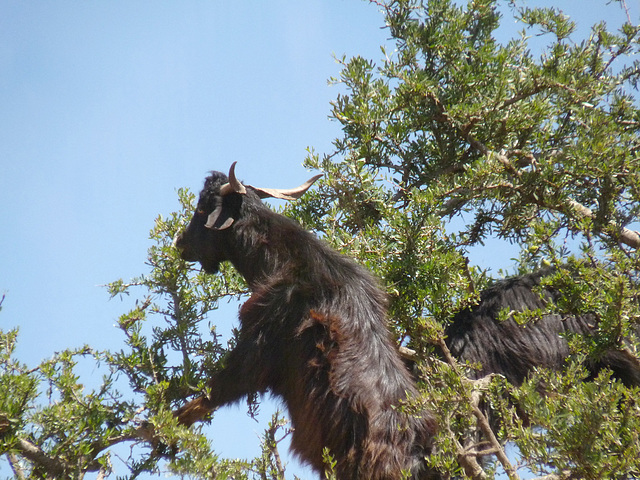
[[1, 1, 637, 478], [0, 0, 390, 366]]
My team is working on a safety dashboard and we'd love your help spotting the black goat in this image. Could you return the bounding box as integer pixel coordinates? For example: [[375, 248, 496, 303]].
[[174, 163, 439, 480], [446, 269, 640, 387]]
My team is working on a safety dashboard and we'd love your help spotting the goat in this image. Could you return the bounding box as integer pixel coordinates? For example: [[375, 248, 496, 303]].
[[438, 269, 640, 471], [445, 268, 640, 387], [173, 163, 439, 480]]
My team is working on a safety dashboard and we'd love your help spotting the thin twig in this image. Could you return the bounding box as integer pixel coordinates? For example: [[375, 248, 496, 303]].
[[620, 0, 632, 24], [266, 412, 288, 479], [437, 338, 521, 480], [429, 89, 640, 250]]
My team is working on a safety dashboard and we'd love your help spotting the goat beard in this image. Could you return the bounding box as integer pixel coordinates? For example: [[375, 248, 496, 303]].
[[180, 252, 220, 274], [199, 259, 221, 274]]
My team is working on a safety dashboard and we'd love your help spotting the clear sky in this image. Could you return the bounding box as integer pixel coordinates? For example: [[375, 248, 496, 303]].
[[0, 1, 637, 478]]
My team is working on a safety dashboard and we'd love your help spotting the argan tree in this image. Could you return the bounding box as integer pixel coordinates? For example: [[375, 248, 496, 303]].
[[2, 0, 640, 478], [294, 0, 640, 477]]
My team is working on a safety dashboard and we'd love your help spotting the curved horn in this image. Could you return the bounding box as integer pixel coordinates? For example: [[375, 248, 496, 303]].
[[250, 174, 323, 201], [219, 162, 247, 196]]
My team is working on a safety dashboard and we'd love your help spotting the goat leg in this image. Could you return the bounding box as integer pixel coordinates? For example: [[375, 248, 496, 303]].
[[175, 396, 215, 426], [174, 339, 269, 426]]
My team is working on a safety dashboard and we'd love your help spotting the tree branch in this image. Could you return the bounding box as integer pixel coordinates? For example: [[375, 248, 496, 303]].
[[565, 199, 640, 249], [436, 338, 521, 480], [402, 343, 520, 479], [266, 415, 287, 479], [469, 135, 640, 249], [427, 90, 640, 250], [7, 453, 26, 480], [13, 438, 67, 477], [4, 421, 141, 478], [455, 436, 490, 480]]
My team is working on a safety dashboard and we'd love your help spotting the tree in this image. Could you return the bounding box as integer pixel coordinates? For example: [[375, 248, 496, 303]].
[[1, 0, 640, 478], [295, 0, 640, 477]]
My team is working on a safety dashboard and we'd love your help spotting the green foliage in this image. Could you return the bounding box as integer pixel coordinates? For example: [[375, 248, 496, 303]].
[[321, 448, 337, 480], [105, 187, 243, 409], [0, 328, 38, 448], [511, 368, 640, 478], [293, 0, 640, 477], [0, 189, 273, 479], [1, 333, 134, 478], [3, 0, 640, 478]]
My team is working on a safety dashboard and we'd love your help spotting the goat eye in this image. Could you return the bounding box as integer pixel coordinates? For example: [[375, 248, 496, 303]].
[[197, 208, 207, 215]]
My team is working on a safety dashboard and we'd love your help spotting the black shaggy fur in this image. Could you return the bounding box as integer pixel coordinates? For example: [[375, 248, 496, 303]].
[[446, 269, 640, 387], [174, 171, 439, 479]]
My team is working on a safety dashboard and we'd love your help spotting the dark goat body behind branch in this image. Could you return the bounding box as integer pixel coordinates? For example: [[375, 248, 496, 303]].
[[173, 164, 439, 480], [446, 268, 640, 388], [434, 269, 640, 474]]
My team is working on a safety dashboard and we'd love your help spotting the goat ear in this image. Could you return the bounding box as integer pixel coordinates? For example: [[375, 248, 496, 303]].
[[250, 174, 323, 201], [205, 204, 235, 230]]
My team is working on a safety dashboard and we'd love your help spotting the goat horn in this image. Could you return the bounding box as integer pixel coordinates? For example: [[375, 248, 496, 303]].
[[220, 161, 247, 196], [250, 174, 323, 201]]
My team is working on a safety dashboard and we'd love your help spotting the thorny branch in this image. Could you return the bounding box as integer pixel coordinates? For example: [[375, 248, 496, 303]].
[[402, 345, 518, 480], [11, 439, 67, 477], [264, 412, 289, 479], [436, 339, 520, 480], [426, 90, 640, 250], [7, 453, 26, 480], [1, 414, 141, 479]]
